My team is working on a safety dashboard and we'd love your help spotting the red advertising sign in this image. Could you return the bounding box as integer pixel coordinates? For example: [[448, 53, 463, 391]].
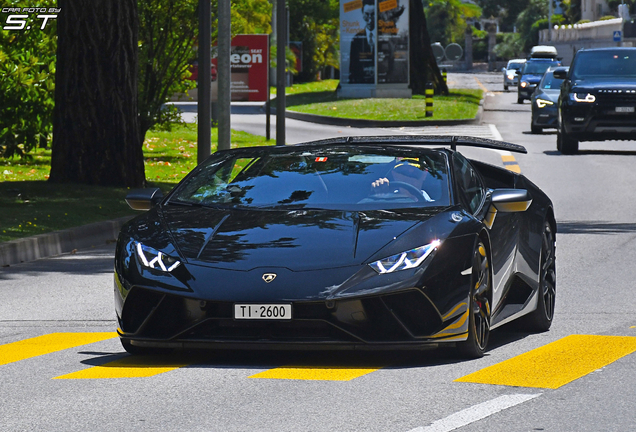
[[212, 34, 269, 102]]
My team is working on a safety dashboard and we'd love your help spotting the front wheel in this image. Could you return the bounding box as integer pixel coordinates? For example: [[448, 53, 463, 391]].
[[457, 240, 491, 359], [557, 131, 579, 154], [531, 124, 542, 134], [517, 96, 524, 104], [522, 221, 556, 332]]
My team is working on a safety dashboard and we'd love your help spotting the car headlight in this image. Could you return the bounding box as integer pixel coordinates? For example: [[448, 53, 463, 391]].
[[536, 98, 554, 108], [136, 242, 181, 272], [520, 82, 528, 88], [507, 73, 516, 79], [569, 93, 596, 103], [369, 240, 441, 274]]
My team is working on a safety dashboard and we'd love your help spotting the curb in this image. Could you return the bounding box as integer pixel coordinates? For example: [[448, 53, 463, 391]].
[[0, 216, 134, 267]]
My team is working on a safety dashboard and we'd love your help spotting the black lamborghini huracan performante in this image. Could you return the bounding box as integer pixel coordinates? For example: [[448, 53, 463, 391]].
[[114, 136, 556, 358]]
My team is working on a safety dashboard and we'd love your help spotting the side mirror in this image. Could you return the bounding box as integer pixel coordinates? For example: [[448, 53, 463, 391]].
[[552, 68, 568, 79], [491, 189, 532, 212], [483, 189, 532, 229], [514, 70, 520, 76], [125, 188, 164, 211], [502, 67, 506, 72]]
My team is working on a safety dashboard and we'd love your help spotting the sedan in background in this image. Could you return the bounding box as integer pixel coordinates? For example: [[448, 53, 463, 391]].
[[531, 66, 568, 133], [115, 136, 556, 359], [502, 59, 525, 91]]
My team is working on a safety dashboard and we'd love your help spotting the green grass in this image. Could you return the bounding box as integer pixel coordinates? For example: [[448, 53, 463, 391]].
[[0, 125, 271, 243], [272, 80, 482, 121]]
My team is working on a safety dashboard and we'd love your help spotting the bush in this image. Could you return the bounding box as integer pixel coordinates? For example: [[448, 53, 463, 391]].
[[0, 1, 57, 159]]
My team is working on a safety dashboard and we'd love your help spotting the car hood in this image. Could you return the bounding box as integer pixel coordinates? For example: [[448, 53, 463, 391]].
[[535, 89, 560, 102], [521, 74, 543, 84], [571, 79, 636, 92], [155, 206, 448, 271]]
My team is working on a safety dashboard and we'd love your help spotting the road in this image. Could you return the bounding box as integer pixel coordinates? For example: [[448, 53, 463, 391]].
[[2, 73, 636, 432]]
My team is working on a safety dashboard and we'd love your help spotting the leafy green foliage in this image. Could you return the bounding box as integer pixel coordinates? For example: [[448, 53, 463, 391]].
[[425, 0, 482, 46], [288, 0, 339, 81], [515, 0, 548, 52], [0, 0, 57, 159], [493, 33, 524, 60], [138, 0, 272, 137]]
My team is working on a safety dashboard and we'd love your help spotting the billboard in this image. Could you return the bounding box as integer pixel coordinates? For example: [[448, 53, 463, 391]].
[[211, 34, 269, 102], [340, 0, 408, 85]]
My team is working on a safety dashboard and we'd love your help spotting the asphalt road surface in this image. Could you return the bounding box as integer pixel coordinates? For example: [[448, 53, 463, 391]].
[[2, 73, 636, 432]]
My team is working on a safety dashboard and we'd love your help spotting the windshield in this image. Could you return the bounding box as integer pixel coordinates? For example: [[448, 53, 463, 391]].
[[508, 62, 523, 71], [523, 61, 559, 75], [571, 50, 636, 79], [539, 71, 565, 90], [169, 147, 451, 210]]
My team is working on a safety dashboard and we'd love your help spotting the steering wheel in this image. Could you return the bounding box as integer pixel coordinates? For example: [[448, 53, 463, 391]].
[[372, 181, 426, 202]]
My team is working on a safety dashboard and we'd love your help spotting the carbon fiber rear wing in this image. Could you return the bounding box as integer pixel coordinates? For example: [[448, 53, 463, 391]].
[[303, 135, 527, 154]]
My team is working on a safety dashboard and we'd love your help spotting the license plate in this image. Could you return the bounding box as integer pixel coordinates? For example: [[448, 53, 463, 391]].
[[615, 106, 635, 113], [234, 304, 292, 320]]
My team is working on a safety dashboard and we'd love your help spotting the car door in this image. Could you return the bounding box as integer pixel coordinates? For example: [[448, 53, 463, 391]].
[[452, 152, 518, 319]]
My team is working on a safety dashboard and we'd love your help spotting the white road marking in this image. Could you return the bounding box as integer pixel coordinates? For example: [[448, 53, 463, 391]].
[[407, 393, 541, 432], [488, 123, 503, 141]]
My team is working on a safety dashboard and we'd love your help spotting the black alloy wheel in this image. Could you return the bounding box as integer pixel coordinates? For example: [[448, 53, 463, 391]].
[[457, 240, 491, 359], [523, 221, 557, 331], [557, 131, 579, 154]]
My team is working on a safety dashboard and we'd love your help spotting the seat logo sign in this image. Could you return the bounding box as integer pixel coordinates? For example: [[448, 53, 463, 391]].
[[262, 273, 277, 283]]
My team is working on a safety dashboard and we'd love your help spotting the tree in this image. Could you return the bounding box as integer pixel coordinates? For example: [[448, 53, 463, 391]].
[[0, 0, 57, 159], [137, 0, 272, 141], [49, 0, 144, 187], [50, 0, 272, 187], [410, 0, 449, 95], [476, 0, 530, 33], [288, 0, 340, 81], [425, 0, 482, 47]]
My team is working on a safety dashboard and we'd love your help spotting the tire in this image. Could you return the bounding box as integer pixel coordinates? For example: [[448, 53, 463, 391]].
[[121, 339, 173, 355], [504, 84, 508, 91], [457, 240, 491, 359], [517, 96, 524, 104], [531, 124, 542, 134], [522, 221, 556, 332], [557, 131, 579, 154]]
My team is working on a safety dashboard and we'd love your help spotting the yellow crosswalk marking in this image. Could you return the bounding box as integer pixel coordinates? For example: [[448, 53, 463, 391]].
[[455, 335, 636, 389], [249, 365, 382, 381], [54, 355, 188, 379], [0, 332, 117, 367]]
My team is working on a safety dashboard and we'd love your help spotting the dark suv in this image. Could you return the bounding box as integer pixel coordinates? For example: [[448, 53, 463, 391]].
[[555, 48, 636, 154], [517, 58, 561, 104]]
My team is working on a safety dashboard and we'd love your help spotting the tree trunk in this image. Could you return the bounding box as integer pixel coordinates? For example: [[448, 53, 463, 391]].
[[409, 0, 449, 95], [49, 0, 145, 187]]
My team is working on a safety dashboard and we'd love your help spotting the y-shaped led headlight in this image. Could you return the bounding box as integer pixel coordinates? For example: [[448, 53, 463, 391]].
[[369, 240, 441, 274], [136, 242, 181, 272]]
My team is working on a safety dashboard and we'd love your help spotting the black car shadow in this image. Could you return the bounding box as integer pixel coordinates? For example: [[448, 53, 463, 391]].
[[75, 327, 533, 371]]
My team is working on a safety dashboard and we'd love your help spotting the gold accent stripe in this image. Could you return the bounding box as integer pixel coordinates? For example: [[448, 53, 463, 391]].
[[501, 155, 516, 162], [54, 355, 189, 379], [250, 365, 382, 381], [0, 333, 117, 367], [455, 335, 636, 389]]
